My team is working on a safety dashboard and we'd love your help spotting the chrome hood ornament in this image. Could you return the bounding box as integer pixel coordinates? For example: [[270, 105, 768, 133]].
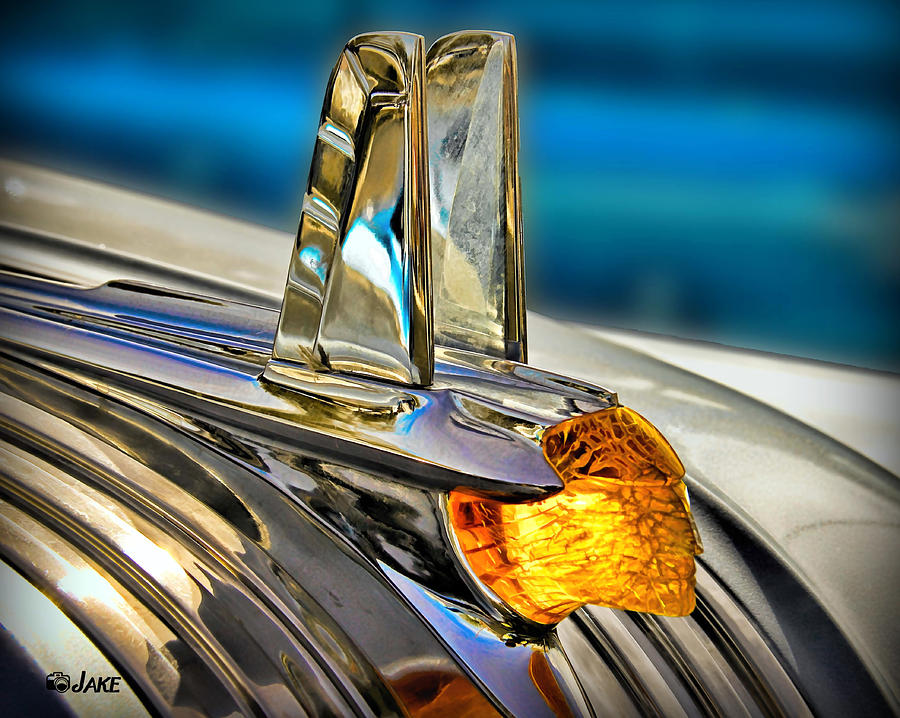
[[266, 31, 525, 389], [262, 30, 701, 621]]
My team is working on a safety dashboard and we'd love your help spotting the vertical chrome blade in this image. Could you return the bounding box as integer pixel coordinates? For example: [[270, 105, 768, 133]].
[[269, 30, 528, 396], [426, 32, 526, 363], [272, 32, 433, 386]]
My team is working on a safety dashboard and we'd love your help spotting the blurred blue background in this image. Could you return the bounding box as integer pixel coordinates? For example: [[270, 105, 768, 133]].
[[1, 1, 898, 371]]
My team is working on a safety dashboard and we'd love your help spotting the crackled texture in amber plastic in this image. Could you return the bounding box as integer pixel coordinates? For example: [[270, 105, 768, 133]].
[[448, 406, 702, 624]]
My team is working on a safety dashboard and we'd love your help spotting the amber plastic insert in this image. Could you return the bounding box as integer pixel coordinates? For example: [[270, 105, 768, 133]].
[[390, 670, 502, 718], [448, 406, 702, 624]]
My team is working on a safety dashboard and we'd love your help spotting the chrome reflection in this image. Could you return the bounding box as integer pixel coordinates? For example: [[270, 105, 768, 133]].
[[270, 30, 530, 397], [0, 559, 150, 718], [427, 31, 526, 362], [0, 375, 433, 717], [0, 272, 879, 716], [0, 276, 615, 498], [271, 32, 433, 386]]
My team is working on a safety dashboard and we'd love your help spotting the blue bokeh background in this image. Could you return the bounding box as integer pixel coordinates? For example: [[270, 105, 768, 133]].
[[2, 1, 898, 370]]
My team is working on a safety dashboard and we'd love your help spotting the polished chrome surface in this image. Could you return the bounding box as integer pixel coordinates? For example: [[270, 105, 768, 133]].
[[0, 332, 819, 718], [0, 559, 150, 717], [426, 31, 526, 363], [272, 32, 433, 386], [0, 355, 494, 717], [556, 561, 813, 718], [2, 259, 895, 714], [0, 273, 618, 499], [269, 30, 530, 394]]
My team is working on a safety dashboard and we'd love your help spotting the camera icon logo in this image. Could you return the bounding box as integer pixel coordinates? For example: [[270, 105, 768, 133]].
[[46, 671, 70, 693]]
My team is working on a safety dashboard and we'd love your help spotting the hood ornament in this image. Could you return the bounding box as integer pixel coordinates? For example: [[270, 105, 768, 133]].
[[264, 31, 701, 620], [266, 31, 525, 389]]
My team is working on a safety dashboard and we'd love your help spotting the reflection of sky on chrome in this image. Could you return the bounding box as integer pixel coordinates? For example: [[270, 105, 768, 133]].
[[54, 522, 203, 609], [56, 562, 128, 612], [307, 195, 338, 225], [119, 532, 204, 596], [0, 560, 150, 716], [299, 245, 326, 283], [320, 122, 353, 156], [343, 210, 408, 346], [393, 407, 416, 436]]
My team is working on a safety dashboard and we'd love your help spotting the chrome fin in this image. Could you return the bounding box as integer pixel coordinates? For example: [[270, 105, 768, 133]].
[[427, 31, 526, 363], [270, 32, 433, 386], [268, 31, 527, 395]]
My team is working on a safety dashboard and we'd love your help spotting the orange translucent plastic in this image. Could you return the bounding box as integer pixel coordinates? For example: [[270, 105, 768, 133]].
[[390, 669, 502, 718], [529, 652, 575, 718], [448, 406, 702, 624]]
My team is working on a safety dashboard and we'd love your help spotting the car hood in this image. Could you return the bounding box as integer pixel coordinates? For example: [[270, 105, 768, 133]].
[[3, 158, 898, 707], [529, 313, 900, 706]]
